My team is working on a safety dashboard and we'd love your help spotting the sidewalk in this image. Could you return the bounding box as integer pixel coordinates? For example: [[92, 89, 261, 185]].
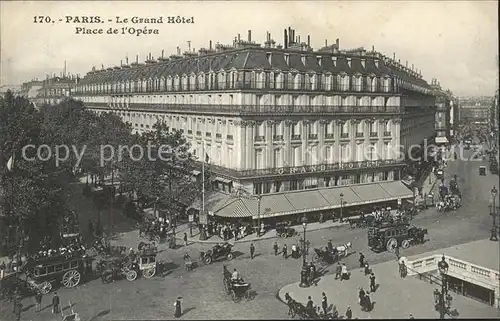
[[172, 219, 349, 245], [277, 258, 499, 319]]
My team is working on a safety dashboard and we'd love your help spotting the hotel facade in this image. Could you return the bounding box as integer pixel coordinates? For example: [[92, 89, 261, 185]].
[[71, 28, 437, 221]]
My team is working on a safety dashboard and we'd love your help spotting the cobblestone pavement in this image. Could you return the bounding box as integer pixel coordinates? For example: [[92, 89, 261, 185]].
[[278, 258, 500, 319], [2, 148, 498, 320]]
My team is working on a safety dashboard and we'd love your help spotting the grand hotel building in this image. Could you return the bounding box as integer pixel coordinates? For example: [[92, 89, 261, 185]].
[[72, 28, 437, 221]]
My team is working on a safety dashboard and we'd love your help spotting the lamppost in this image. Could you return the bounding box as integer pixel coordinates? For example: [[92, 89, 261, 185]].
[[434, 255, 453, 319], [490, 187, 498, 241], [257, 194, 262, 237], [299, 214, 309, 288], [340, 193, 344, 223]]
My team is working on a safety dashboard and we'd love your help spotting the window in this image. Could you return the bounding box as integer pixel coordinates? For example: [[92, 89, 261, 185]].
[[47, 266, 55, 274], [255, 149, 264, 169], [70, 261, 78, 268], [273, 149, 281, 168], [55, 264, 63, 272], [324, 146, 331, 162], [63, 262, 70, 270], [254, 182, 263, 195], [290, 180, 298, 191]]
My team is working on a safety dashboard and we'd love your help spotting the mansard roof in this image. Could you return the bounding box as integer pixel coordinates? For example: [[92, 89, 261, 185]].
[[80, 47, 430, 88]]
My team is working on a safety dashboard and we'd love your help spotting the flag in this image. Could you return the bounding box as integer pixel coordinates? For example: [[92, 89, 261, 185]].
[[6, 155, 14, 171], [205, 153, 210, 163]]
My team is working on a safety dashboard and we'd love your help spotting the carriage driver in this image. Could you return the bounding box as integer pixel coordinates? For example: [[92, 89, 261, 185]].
[[231, 268, 240, 282], [327, 240, 334, 253]]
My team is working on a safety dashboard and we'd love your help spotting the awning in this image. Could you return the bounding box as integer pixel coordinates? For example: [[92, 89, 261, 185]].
[[187, 192, 230, 211], [221, 178, 232, 184], [435, 137, 449, 144], [211, 181, 414, 219], [191, 170, 201, 175]]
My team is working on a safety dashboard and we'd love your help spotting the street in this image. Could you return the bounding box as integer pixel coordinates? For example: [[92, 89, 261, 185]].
[[2, 146, 498, 320]]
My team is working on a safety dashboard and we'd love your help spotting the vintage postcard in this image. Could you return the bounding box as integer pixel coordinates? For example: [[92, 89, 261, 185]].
[[0, 1, 498, 320]]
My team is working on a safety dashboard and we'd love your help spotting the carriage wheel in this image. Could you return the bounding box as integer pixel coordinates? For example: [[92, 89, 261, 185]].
[[204, 256, 212, 265], [62, 270, 81, 288], [226, 253, 234, 260], [143, 267, 156, 279], [126, 270, 138, 281], [154, 235, 161, 244], [386, 238, 398, 253], [231, 289, 240, 302], [39, 281, 52, 294], [401, 239, 410, 249]]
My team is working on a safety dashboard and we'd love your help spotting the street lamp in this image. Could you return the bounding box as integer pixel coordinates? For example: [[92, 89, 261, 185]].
[[434, 255, 452, 319], [257, 194, 262, 237], [340, 193, 344, 223], [490, 187, 498, 241], [299, 214, 309, 288]]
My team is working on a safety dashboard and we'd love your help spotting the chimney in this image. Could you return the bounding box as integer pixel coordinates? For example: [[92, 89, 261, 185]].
[[209, 40, 212, 50], [412, 63, 414, 70], [162, 50, 164, 58], [336, 38, 339, 48], [284, 29, 288, 49], [177, 46, 181, 55], [248, 30, 252, 42], [406, 60, 408, 67], [325, 39, 328, 47], [238, 34, 241, 42], [372, 45, 374, 52], [307, 35, 310, 47], [136, 55, 139, 63], [187, 41, 191, 52], [298, 35, 301, 44], [393, 52, 396, 60], [374, 59, 379, 68]]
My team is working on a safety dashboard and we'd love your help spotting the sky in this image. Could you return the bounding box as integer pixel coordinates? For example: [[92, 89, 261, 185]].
[[1, 0, 498, 96]]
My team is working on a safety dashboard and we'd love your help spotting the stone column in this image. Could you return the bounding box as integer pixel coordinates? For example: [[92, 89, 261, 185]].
[[284, 120, 292, 166], [334, 119, 344, 163], [392, 117, 402, 180], [319, 120, 327, 164], [266, 120, 275, 167], [235, 120, 246, 170], [351, 119, 360, 163], [378, 118, 387, 160], [302, 120, 310, 165], [246, 120, 255, 169]]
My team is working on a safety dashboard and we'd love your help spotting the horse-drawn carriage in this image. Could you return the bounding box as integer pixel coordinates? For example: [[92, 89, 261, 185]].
[[275, 222, 297, 238], [437, 194, 461, 212], [312, 242, 351, 266], [200, 243, 234, 265], [22, 254, 89, 294], [222, 266, 253, 302], [96, 243, 159, 283], [368, 223, 427, 253]]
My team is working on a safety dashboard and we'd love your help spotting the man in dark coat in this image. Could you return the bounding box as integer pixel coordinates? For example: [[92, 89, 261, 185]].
[[35, 292, 43, 312], [52, 292, 60, 314], [273, 241, 279, 256], [250, 242, 255, 259], [14, 300, 23, 321], [306, 296, 314, 314], [174, 297, 182, 318], [370, 273, 377, 292], [359, 253, 365, 268], [358, 287, 365, 307], [282, 244, 288, 259], [345, 305, 352, 319], [321, 292, 328, 315]]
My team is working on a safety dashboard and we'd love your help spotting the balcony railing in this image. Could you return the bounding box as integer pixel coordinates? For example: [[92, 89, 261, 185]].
[[227, 135, 233, 140], [308, 134, 318, 140], [197, 158, 402, 179], [340, 133, 349, 139], [370, 132, 378, 137], [206, 132, 211, 137], [187, 130, 193, 135], [291, 135, 301, 140], [84, 102, 401, 115], [254, 136, 265, 142], [196, 131, 202, 136], [215, 133, 222, 139], [355, 132, 364, 138], [273, 135, 284, 141], [384, 131, 392, 136], [325, 133, 334, 139]]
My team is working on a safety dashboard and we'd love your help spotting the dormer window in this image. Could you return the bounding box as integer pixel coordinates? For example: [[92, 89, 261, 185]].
[[374, 59, 379, 68], [284, 54, 289, 65], [301, 55, 306, 65], [361, 59, 366, 68], [266, 52, 272, 64], [347, 58, 352, 68], [332, 56, 337, 67], [316, 56, 322, 66]]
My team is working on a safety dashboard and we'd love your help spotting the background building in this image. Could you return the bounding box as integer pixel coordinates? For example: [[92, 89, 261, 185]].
[[71, 27, 438, 221], [458, 97, 492, 125], [34, 75, 77, 106]]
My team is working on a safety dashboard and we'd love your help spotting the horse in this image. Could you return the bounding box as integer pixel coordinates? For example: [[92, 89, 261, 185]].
[[335, 242, 352, 257]]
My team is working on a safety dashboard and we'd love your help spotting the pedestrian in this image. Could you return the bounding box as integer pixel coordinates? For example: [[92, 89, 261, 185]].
[[174, 296, 182, 318], [335, 262, 342, 280], [52, 292, 60, 314], [0, 261, 5, 280], [369, 273, 377, 292], [273, 241, 279, 256], [399, 260, 407, 278], [358, 287, 365, 306], [306, 296, 314, 314], [35, 291, 43, 312], [183, 233, 188, 247], [321, 292, 328, 315], [345, 305, 352, 319], [409, 313, 415, 319], [359, 253, 365, 268], [364, 293, 372, 311], [282, 244, 288, 259], [341, 263, 348, 280], [291, 243, 297, 259], [250, 242, 255, 259], [364, 263, 371, 275], [14, 299, 23, 321]]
